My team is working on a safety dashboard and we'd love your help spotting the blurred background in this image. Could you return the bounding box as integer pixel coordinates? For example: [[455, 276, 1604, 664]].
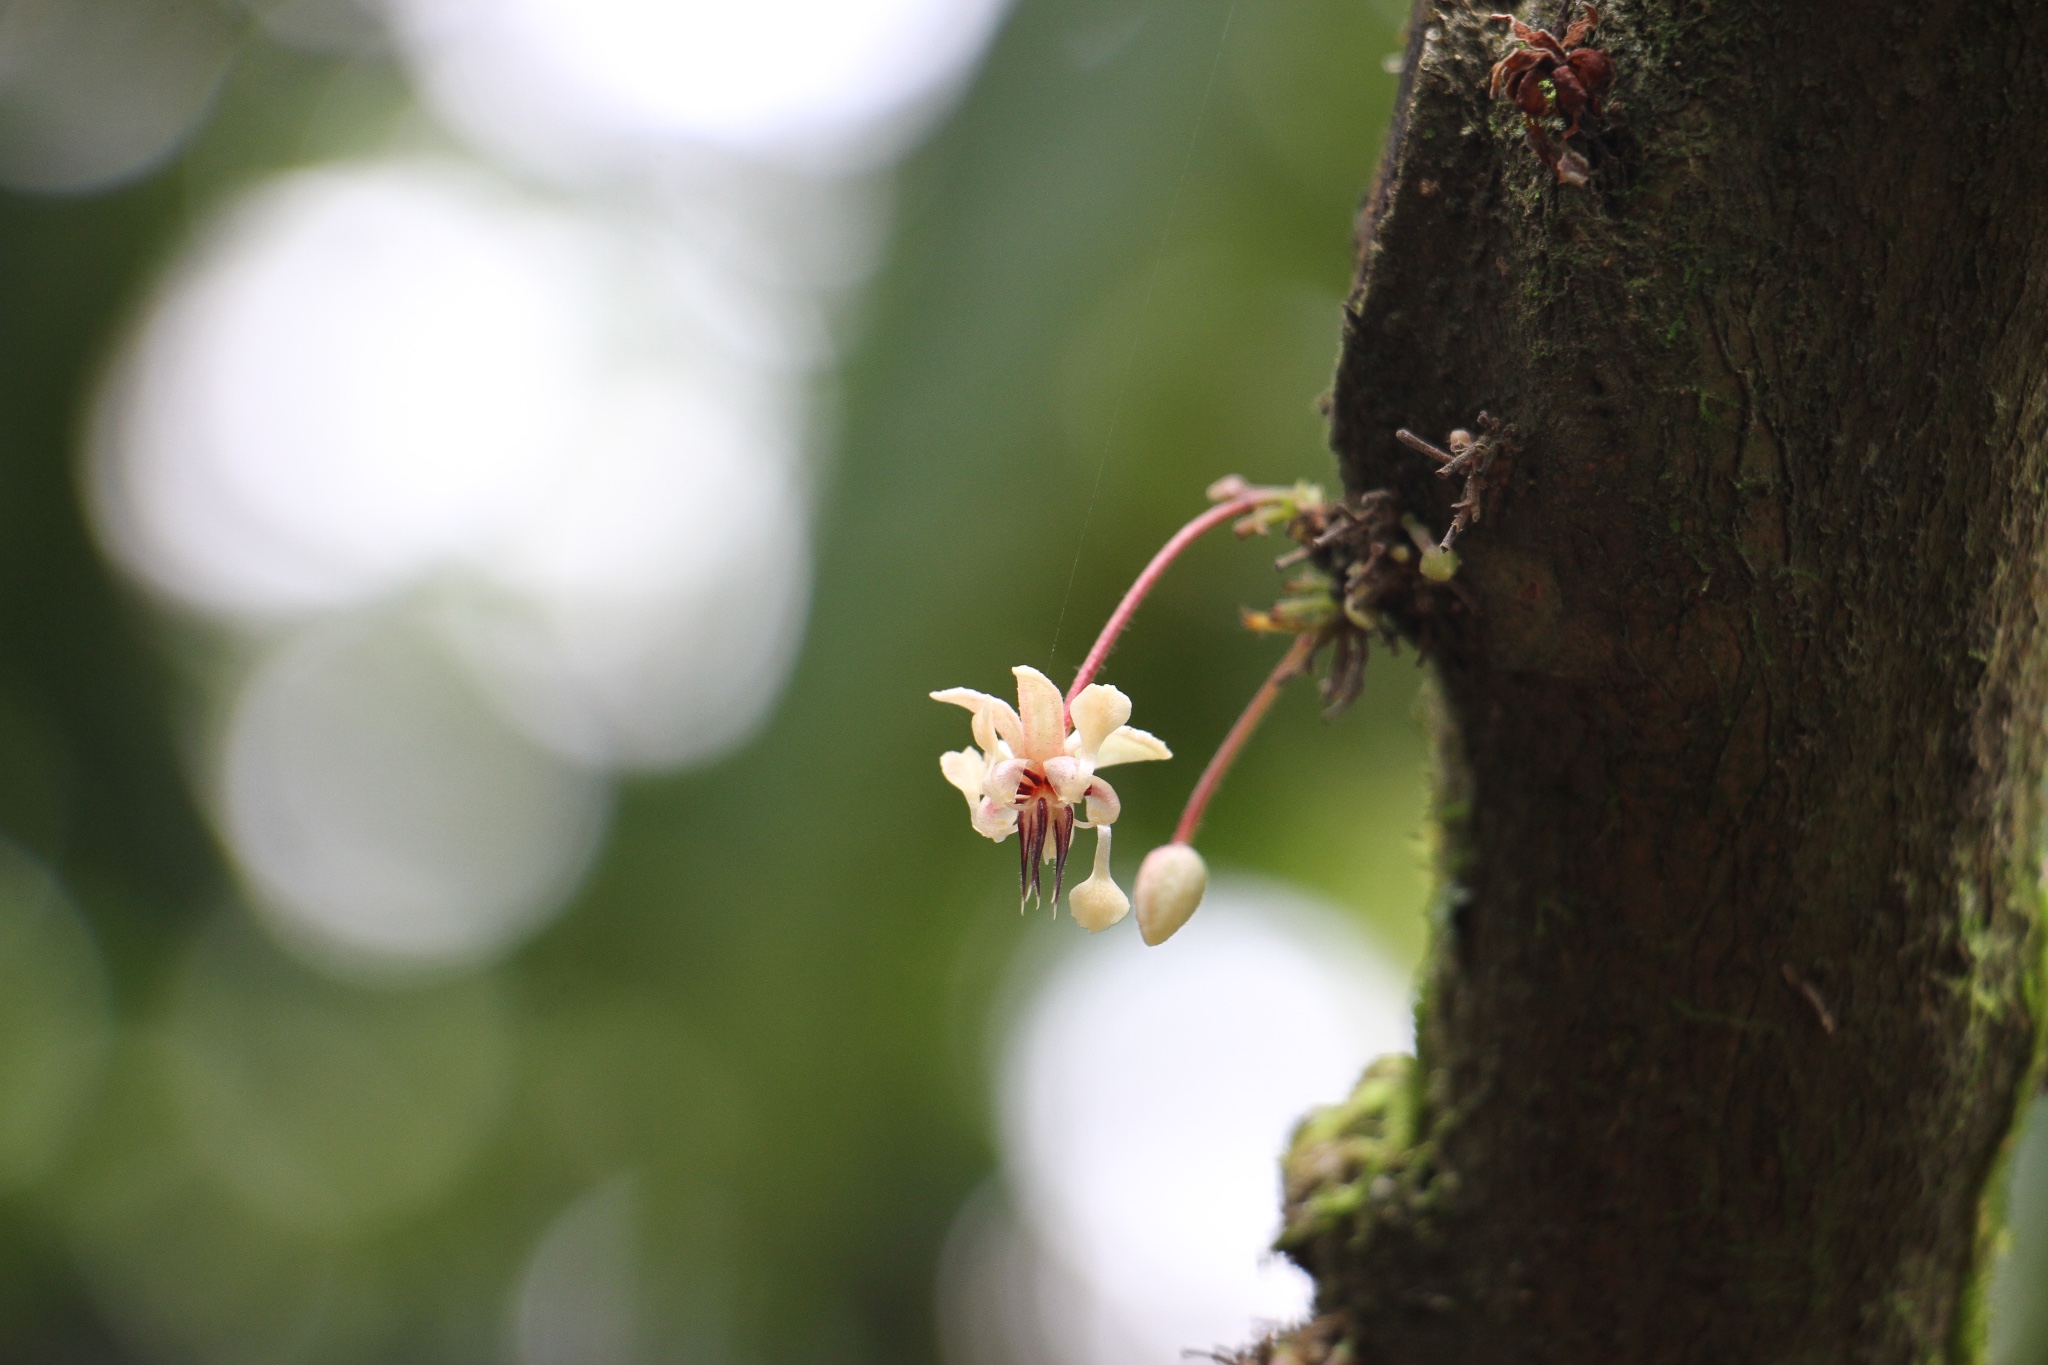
[[0, 1, 2043, 1362]]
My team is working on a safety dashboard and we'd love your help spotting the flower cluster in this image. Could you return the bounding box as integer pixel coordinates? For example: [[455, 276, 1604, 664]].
[[929, 457, 1488, 945], [932, 666, 1169, 931]]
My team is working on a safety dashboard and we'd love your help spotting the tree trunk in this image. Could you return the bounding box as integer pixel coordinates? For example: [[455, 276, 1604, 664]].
[[1273, 1, 2048, 1360]]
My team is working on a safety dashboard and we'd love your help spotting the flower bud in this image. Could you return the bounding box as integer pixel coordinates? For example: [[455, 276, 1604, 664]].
[[1134, 842, 1207, 946], [1069, 827, 1129, 932]]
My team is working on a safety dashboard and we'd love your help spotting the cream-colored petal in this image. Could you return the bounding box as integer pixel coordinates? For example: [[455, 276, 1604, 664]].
[[983, 758, 1030, 805], [931, 686, 999, 712], [1068, 826, 1129, 932], [1082, 776, 1121, 827], [1011, 665, 1067, 761], [1095, 725, 1172, 768], [1068, 684, 1132, 764], [939, 748, 988, 808], [971, 798, 1018, 841], [931, 687, 1023, 753], [1043, 755, 1091, 807], [1135, 842, 1206, 945], [981, 704, 1022, 756]]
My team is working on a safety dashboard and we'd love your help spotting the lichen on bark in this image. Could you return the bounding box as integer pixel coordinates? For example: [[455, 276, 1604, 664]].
[[1261, 1, 2048, 1360]]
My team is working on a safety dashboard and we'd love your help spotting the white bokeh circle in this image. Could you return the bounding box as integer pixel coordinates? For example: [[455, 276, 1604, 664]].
[[391, 0, 1013, 174], [0, 0, 238, 194], [509, 1176, 642, 1365], [218, 611, 611, 975], [983, 879, 1414, 1363], [443, 367, 812, 770], [90, 156, 818, 788], [92, 162, 598, 618]]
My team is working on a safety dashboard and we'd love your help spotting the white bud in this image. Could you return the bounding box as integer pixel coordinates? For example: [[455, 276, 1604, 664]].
[[1134, 843, 1207, 946], [1069, 826, 1128, 932]]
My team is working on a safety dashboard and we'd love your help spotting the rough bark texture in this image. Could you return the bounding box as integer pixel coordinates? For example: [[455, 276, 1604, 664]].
[[1275, 1, 2048, 1361]]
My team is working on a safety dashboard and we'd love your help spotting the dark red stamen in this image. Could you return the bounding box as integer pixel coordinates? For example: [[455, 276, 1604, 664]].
[[1020, 798, 1049, 905], [1017, 806, 1032, 904], [1051, 805, 1075, 906]]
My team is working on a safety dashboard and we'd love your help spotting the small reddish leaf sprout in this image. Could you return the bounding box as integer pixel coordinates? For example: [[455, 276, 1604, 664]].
[[1488, 4, 1615, 186]]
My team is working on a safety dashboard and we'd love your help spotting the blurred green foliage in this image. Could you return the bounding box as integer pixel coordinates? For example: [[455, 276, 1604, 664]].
[[3, 0, 1898, 1361]]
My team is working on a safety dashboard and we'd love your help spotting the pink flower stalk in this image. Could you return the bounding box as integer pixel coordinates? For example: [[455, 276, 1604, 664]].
[[1064, 479, 1299, 709]]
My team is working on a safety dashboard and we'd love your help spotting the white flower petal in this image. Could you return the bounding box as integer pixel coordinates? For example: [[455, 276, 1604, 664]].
[[1096, 725, 1171, 768], [971, 797, 1018, 841], [939, 747, 988, 806], [1068, 683, 1131, 764], [983, 757, 1030, 806], [930, 686, 1023, 752], [1082, 776, 1121, 827], [930, 686, 998, 711], [1043, 755, 1091, 808], [1011, 665, 1066, 762]]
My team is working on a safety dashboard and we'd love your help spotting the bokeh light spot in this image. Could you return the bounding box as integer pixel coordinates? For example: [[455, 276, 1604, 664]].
[[511, 1175, 642, 1365], [444, 367, 811, 770], [393, 0, 1013, 172], [0, 0, 237, 194], [158, 914, 517, 1232], [219, 610, 610, 975], [93, 162, 596, 618], [957, 878, 1413, 1363]]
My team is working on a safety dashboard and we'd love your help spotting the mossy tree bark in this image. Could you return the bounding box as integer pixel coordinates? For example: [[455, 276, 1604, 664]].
[[1275, 1, 2048, 1360]]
